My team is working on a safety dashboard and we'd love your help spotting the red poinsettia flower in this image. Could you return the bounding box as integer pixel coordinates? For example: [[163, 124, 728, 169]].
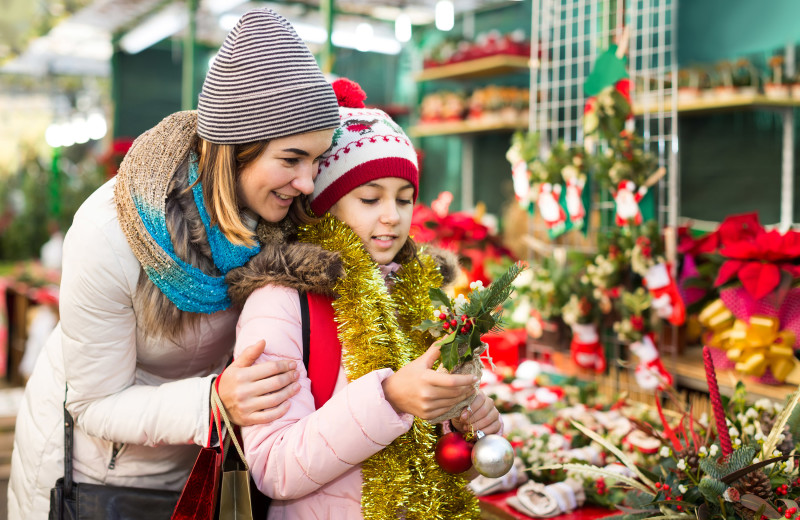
[[714, 227, 800, 300]]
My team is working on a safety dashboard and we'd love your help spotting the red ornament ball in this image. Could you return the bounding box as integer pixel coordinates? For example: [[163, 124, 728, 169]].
[[435, 432, 474, 474]]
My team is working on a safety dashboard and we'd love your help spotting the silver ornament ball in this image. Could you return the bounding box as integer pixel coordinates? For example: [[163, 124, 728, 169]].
[[471, 432, 514, 478]]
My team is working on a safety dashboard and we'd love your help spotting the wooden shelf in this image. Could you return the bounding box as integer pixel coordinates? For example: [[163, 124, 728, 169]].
[[414, 55, 533, 82], [633, 95, 800, 115], [409, 119, 528, 137], [663, 346, 800, 401]]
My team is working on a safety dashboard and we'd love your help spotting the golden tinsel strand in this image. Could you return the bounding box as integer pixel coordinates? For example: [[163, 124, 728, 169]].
[[299, 215, 480, 520]]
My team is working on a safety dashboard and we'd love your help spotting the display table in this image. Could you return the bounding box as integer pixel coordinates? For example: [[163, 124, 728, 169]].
[[480, 491, 616, 520], [663, 345, 799, 401]]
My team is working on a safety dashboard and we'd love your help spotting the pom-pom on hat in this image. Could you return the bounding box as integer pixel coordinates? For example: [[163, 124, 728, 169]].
[[309, 78, 419, 215], [197, 8, 340, 144]]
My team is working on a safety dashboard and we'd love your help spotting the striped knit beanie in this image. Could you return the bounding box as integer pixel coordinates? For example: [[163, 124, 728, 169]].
[[197, 8, 340, 144], [309, 78, 419, 215]]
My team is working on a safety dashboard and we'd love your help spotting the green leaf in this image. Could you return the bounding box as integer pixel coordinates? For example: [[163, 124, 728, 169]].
[[414, 319, 441, 332], [428, 288, 451, 309], [440, 339, 459, 372], [468, 326, 483, 348]]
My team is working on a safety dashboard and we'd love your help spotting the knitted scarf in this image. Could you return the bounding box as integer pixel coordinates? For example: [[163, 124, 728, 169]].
[[115, 111, 259, 313], [298, 214, 480, 520]]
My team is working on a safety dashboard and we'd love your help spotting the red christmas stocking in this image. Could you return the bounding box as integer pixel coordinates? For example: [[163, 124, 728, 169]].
[[565, 177, 586, 225], [537, 183, 566, 230], [644, 262, 686, 326], [570, 323, 606, 373], [630, 334, 673, 390], [613, 181, 646, 226]]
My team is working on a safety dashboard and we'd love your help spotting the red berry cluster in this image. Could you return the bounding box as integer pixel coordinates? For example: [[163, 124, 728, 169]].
[[595, 478, 606, 496], [654, 482, 684, 510], [440, 312, 472, 335], [777, 484, 790, 496], [783, 506, 797, 519]]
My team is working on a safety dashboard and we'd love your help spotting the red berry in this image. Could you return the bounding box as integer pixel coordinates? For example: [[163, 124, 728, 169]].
[[461, 315, 467, 323], [784, 512, 791, 518], [450, 319, 458, 328], [655, 483, 662, 489], [663, 485, 670, 492], [677, 506, 683, 511], [461, 326, 468, 334], [439, 314, 448, 321]]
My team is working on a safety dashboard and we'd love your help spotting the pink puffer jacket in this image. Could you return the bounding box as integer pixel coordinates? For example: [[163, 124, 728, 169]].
[[234, 284, 414, 519]]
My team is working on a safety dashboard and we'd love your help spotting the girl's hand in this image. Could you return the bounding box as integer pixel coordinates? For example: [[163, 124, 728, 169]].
[[450, 391, 502, 435], [382, 343, 477, 421], [216, 340, 301, 426]]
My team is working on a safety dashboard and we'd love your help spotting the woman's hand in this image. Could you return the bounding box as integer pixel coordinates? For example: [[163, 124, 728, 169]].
[[217, 340, 300, 426], [450, 391, 502, 435], [381, 343, 477, 421]]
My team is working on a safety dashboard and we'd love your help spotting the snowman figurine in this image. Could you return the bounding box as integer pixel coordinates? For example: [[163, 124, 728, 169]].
[[613, 180, 647, 226]]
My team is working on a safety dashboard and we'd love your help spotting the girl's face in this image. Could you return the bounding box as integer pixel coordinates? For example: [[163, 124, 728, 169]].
[[329, 177, 415, 265], [237, 129, 334, 223]]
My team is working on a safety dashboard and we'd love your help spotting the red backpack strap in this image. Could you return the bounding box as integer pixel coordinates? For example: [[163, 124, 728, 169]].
[[300, 292, 341, 409]]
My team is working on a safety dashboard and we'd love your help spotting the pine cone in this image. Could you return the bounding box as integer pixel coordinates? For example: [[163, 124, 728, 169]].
[[733, 502, 756, 520], [734, 469, 774, 503], [676, 447, 700, 479]]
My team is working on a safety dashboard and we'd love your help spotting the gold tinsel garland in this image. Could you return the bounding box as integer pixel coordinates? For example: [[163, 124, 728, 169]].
[[299, 215, 480, 520]]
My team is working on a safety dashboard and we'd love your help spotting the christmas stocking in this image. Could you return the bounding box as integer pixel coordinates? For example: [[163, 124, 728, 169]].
[[537, 183, 566, 230], [565, 177, 586, 225], [511, 160, 533, 209], [570, 323, 606, 373], [629, 333, 673, 390], [613, 181, 646, 226], [644, 262, 686, 326]]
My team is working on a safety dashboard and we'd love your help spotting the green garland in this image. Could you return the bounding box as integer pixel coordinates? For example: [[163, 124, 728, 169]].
[[299, 214, 480, 520]]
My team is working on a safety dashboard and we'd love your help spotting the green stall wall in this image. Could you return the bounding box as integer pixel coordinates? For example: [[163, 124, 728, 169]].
[[677, 0, 800, 225], [112, 40, 216, 139], [109, 1, 799, 225]]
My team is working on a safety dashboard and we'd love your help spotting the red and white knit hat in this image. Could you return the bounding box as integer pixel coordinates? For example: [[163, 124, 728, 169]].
[[309, 78, 419, 215]]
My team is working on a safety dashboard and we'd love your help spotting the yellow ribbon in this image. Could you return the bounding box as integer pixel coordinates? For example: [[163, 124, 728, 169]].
[[699, 300, 797, 382]]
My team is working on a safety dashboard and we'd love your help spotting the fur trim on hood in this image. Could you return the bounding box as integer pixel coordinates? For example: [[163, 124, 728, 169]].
[[226, 221, 460, 307]]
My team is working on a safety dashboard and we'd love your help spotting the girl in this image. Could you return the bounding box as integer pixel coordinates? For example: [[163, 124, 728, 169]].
[[9, 9, 341, 519], [228, 79, 502, 519]]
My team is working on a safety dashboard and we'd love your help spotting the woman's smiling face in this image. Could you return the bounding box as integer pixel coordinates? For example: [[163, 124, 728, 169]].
[[237, 129, 334, 223], [328, 177, 415, 265]]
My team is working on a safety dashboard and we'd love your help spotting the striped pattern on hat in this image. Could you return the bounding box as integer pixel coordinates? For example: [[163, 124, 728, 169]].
[[309, 107, 419, 215], [197, 8, 340, 144]]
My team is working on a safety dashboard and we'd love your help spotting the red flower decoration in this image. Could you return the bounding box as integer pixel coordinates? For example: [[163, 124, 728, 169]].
[[710, 214, 800, 300], [331, 78, 367, 108]]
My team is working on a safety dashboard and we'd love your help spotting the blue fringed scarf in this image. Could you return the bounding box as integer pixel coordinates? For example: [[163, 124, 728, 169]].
[[115, 111, 260, 314]]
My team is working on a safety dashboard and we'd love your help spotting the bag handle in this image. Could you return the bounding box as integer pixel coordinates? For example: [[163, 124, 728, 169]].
[[62, 385, 74, 496], [210, 383, 249, 471]]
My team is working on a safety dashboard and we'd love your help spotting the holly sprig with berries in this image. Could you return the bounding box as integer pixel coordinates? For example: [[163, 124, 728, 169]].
[[416, 262, 526, 371]]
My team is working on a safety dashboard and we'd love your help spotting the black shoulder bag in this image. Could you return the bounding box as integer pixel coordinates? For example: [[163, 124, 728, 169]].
[[49, 389, 181, 520]]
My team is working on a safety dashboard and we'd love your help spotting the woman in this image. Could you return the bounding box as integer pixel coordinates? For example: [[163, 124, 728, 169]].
[[8, 9, 342, 519]]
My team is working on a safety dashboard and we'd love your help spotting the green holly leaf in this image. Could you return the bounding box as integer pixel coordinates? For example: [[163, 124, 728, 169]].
[[440, 339, 460, 372], [414, 319, 441, 332], [468, 326, 483, 349], [428, 288, 451, 309]]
